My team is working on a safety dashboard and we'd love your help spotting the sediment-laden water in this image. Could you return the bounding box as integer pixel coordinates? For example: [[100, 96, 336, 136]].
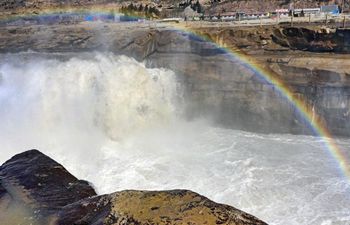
[[0, 52, 349, 225]]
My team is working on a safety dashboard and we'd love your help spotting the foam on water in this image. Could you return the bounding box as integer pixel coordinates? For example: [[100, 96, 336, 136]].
[[0, 52, 349, 225]]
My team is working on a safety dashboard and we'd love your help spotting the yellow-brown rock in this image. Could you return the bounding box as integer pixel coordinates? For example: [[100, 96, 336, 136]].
[[55, 190, 267, 225]]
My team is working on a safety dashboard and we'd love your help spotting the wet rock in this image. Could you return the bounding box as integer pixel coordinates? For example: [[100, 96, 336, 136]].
[[0, 150, 268, 225], [0, 149, 96, 223]]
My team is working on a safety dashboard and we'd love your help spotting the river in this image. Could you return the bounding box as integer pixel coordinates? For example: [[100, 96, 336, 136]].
[[0, 52, 349, 225]]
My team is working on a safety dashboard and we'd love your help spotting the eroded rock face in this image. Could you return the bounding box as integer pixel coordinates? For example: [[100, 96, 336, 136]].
[[0, 150, 268, 225], [0, 23, 349, 136], [272, 27, 350, 53]]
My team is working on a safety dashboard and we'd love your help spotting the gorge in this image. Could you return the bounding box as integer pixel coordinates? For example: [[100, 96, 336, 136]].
[[0, 15, 350, 225]]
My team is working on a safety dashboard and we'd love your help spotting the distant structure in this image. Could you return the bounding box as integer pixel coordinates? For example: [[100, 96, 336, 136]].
[[290, 8, 320, 17], [275, 9, 289, 17], [295, 8, 320, 15], [183, 5, 200, 20], [220, 12, 236, 21], [321, 5, 340, 15]]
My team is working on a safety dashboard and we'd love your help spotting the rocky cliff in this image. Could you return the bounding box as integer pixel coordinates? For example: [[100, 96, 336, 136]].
[[190, 25, 350, 135], [0, 22, 349, 136], [0, 150, 268, 225]]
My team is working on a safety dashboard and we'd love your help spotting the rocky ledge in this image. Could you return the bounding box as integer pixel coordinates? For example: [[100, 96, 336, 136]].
[[0, 149, 267, 225]]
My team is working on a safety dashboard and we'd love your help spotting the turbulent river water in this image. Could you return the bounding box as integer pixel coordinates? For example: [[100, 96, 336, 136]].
[[0, 52, 349, 225]]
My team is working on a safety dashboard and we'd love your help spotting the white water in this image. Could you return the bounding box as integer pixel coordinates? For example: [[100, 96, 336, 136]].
[[0, 52, 349, 225]]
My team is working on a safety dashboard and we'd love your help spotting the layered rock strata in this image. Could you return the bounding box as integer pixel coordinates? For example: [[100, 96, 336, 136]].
[[0, 23, 349, 136]]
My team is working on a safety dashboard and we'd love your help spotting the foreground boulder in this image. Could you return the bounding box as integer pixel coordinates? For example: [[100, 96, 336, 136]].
[[0, 150, 268, 225], [55, 190, 267, 225], [0, 149, 96, 224]]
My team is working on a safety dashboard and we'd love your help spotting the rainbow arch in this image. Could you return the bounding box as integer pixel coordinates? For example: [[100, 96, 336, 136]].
[[175, 24, 350, 180], [0, 8, 349, 180]]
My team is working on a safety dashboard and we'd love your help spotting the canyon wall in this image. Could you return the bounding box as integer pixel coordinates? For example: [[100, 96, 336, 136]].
[[0, 23, 349, 136], [186, 26, 350, 136]]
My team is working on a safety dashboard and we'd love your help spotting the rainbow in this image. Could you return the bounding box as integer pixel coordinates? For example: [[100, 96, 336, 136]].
[[174, 23, 350, 180], [0, 8, 349, 179]]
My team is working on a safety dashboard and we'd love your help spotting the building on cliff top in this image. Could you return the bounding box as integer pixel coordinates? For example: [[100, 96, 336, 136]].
[[321, 5, 340, 15]]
